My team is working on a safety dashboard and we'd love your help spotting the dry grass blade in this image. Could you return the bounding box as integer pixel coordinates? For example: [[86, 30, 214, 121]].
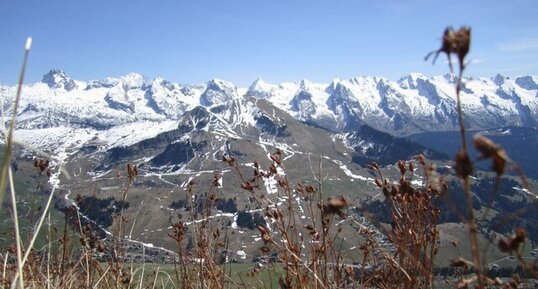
[[0, 37, 32, 214], [8, 167, 24, 289], [0, 37, 32, 289]]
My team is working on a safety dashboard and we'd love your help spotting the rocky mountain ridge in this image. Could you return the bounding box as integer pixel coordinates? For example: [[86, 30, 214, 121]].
[[3, 70, 536, 136]]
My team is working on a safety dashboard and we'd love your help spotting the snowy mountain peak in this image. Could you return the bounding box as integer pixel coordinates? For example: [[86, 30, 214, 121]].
[[250, 78, 265, 88], [515, 75, 538, 90], [42, 69, 77, 91], [85, 77, 119, 90], [299, 79, 314, 90], [493, 74, 508, 86], [247, 78, 276, 98], [397, 73, 427, 89], [200, 79, 238, 106], [119, 73, 145, 89], [249, 78, 268, 90], [150, 77, 174, 90], [207, 78, 235, 91], [326, 79, 341, 94]]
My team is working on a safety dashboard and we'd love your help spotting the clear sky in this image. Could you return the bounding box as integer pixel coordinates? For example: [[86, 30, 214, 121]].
[[1, 0, 537, 87]]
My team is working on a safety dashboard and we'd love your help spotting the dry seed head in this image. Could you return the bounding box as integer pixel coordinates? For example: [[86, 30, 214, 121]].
[[454, 27, 471, 68], [455, 149, 473, 178], [374, 178, 383, 188], [75, 193, 83, 205], [344, 266, 354, 277], [368, 162, 380, 171], [213, 228, 221, 239], [277, 178, 288, 188], [450, 257, 471, 269], [127, 163, 138, 180], [34, 158, 50, 173], [269, 149, 282, 165], [188, 179, 196, 188], [498, 227, 527, 253], [473, 134, 499, 158], [276, 208, 283, 219], [426, 26, 471, 70], [398, 160, 407, 175], [303, 224, 314, 231], [269, 163, 277, 174], [222, 155, 236, 166], [416, 154, 426, 166], [323, 196, 348, 218], [327, 196, 347, 209], [514, 227, 526, 243], [240, 181, 253, 191], [212, 173, 221, 187], [257, 225, 272, 244], [498, 238, 511, 253], [492, 154, 507, 176], [259, 246, 270, 254], [473, 134, 508, 176]]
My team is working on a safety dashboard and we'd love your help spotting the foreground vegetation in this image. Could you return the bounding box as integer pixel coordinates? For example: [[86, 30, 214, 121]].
[[1, 28, 538, 289]]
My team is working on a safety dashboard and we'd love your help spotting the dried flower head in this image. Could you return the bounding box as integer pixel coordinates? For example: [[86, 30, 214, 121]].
[[33, 158, 50, 173], [269, 163, 277, 175], [212, 173, 221, 187], [323, 196, 348, 218], [240, 181, 254, 191], [368, 162, 380, 171], [276, 178, 288, 188], [498, 227, 526, 254], [127, 163, 138, 180], [473, 134, 508, 176], [450, 257, 472, 269], [455, 149, 473, 179], [397, 160, 407, 176], [257, 225, 272, 244], [426, 26, 471, 71], [222, 155, 236, 167], [270, 149, 282, 165]]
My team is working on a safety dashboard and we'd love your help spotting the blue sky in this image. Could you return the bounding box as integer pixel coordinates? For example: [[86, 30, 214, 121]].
[[1, 0, 537, 86]]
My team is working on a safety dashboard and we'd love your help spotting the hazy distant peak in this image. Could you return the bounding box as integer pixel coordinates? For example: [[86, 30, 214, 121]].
[[42, 69, 77, 91]]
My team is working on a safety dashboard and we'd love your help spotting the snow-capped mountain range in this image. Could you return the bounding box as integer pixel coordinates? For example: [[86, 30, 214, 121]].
[[2, 69, 538, 260], [1, 69, 537, 159]]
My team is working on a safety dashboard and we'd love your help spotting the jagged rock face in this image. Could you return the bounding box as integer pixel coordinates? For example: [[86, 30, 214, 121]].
[[200, 79, 237, 106], [150, 139, 206, 167], [344, 125, 447, 166], [247, 78, 274, 99], [289, 90, 316, 118], [85, 78, 118, 90], [42, 69, 77, 91], [515, 75, 538, 90], [254, 114, 289, 137], [326, 83, 362, 130]]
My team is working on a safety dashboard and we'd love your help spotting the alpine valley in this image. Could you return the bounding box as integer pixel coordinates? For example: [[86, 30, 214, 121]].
[[1, 69, 537, 266]]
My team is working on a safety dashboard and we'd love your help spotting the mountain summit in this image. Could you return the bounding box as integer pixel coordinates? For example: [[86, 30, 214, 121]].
[[42, 69, 78, 91]]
